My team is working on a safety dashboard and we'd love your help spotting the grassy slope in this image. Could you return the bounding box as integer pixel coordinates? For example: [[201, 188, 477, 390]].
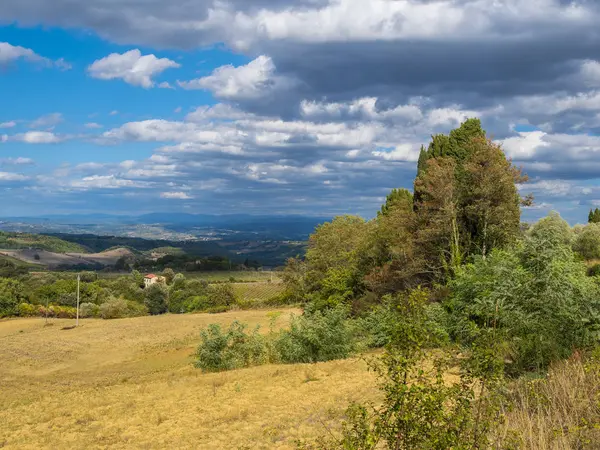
[[0, 310, 378, 449], [0, 231, 87, 253]]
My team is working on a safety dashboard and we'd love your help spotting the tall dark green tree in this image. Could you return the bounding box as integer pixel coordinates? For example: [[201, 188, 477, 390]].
[[589, 208, 600, 223], [378, 188, 413, 217]]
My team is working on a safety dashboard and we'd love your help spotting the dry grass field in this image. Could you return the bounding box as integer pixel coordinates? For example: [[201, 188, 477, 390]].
[[0, 310, 379, 449]]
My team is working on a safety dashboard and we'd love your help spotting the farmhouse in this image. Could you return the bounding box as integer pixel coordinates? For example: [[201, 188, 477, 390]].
[[144, 274, 166, 288]]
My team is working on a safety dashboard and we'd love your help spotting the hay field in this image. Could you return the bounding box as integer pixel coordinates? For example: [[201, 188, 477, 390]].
[[0, 310, 378, 449]]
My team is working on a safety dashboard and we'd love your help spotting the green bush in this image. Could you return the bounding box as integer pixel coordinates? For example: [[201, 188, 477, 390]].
[[573, 223, 600, 260], [275, 306, 356, 364], [448, 227, 600, 375], [195, 321, 269, 372], [144, 283, 168, 315], [99, 298, 148, 319], [79, 302, 100, 318], [17, 302, 38, 317], [0, 278, 28, 317]]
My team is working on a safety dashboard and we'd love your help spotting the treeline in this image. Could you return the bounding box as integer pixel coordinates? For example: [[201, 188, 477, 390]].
[[0, 268, 284, 320], [132, 255, 261, 273]]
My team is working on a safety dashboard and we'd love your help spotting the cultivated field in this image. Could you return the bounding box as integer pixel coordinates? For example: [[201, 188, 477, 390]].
[[0, 310, 378, 449]]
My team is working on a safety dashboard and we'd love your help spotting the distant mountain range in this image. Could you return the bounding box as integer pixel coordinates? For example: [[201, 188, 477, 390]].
[[0, 213, 332, 241]]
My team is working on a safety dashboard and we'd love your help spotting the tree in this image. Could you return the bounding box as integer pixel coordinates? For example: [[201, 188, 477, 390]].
[[114, 256, 130, 272], [378, 188, 413, 217], [414, 157, 462, 279], [589, 208, 600, 224], [302, 215, 370, 309], [144, 283, 168, 315], [0, 278, 27, 317], [573, 223, 600, 260], [162, 268, 175, 285], [366, 189, 423, 295], [461, 138, 525, 258]]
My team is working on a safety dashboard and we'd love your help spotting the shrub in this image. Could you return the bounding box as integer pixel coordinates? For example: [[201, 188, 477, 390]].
[[99, 298, 148, 319], [144, 283, 168, 315], [573, 223, 600, 260], [0, 278, 28, 317], [209, 283, 236, 307], [448, 236, 600, 375], [79, 302, 100, 318], [195, 321, 269, 372], [17, 302, 38, 317], [275, 306, 356, 364]]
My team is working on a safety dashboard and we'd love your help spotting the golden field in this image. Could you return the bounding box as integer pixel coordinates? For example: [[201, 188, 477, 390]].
[[0, 310, 378, 449]]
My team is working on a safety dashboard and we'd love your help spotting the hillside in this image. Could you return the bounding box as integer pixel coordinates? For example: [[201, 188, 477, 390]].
[[0, 311, 378, 449], [0, 247, 135, 269], [0, 231, 86, 253]]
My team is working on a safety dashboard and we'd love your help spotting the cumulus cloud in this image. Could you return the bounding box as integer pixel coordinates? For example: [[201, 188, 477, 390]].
[[88, 49, 181, 88], [0, 42, 70, 69], [0, 172, 29, 181], [4, 131, 65, 144], [178, 56, 293, 100]]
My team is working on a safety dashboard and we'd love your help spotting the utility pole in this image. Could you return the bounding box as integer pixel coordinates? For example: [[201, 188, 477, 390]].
[[76, 273, 80, 327]]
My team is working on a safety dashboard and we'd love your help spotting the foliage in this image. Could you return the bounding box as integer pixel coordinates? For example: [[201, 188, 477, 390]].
[[589, 207, 600, 224], [275, 306, 356, 364], [378, 188, 413, 217], [79, 302, 100, 318], [195, 321, 270, 372], [322, 287, 504, 450], [0, 231, 87, 253], [573, 222, 600, 259], [144, 283, 169, 315], [32, 279, 108, 307], [448, 214, 600, 375], [99, 297, 148, 319], [0, 278, 28, 317]]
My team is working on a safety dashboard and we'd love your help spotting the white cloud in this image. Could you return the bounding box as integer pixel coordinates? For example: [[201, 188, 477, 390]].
[[7, 131, 64, 144], [88, 49, 181, 88], [1, 157, 35, 166], [71, 175, 146, 189], [84, 122, 103, 129], [372, 144, 419, 161], [30, 113, 63, 129], [178, 55, 291, 100], [0, 42, 71, 69], [0, 172, 29, 181], [160, 191, 192, 199], [0, 121, 16, 128], [500, 131, 550, 159]]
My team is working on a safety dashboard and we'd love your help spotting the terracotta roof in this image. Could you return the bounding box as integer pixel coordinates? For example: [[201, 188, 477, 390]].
[[145, 274, 157, 279]]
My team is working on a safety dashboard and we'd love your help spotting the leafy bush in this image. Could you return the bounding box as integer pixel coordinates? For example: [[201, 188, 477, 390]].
[[144, 283, 168, 315], [310, 286, 504, 450], [79, 302, 100, 318], [573, 223, 600, 260], [195, 321, 269, 372], [99, 298, 148, 319], [275, 306, 356, 363], [0, 278, 28, 317], [448, 220, 600, 375]]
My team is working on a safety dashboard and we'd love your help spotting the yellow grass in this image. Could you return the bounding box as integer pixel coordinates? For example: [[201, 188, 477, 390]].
[[0, 310, 379, 449]]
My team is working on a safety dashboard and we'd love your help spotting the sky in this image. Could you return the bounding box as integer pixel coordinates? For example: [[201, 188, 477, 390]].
[[1, 0, 600, 223]]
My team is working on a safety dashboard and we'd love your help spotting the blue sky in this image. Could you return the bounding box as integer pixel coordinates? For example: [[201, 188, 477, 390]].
[[2, 1, 600, 223]]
